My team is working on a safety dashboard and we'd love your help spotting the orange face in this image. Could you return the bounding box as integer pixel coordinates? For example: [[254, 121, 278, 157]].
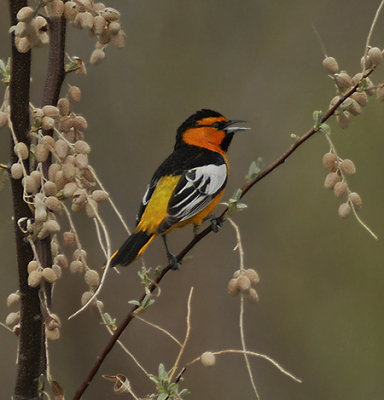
[[182, 116, 229, 155]]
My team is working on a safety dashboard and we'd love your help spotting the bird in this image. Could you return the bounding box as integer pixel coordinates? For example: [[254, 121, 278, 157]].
[[110, 109, 249, 268]]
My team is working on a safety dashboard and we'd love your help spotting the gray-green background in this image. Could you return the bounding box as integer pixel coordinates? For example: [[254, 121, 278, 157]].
[[1, 1, 384, 399]]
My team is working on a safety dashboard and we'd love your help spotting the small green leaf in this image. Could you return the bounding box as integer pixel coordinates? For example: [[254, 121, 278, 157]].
[[319, 123, 331, 135], [128, 300, 141, 306], [158, 393, 168, 400], [8, 25, 16, 34], [312, 110, 323, 128]]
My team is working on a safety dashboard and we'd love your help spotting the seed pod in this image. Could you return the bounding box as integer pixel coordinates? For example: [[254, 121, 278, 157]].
[[43, 181, 57, 196], [30, 170, 42, 188], [72, 188, 87, 204], [42, 267, 58, 283], [62, 162, 76, 180], [74, 140, 91, 154], [81, 291, 96, 306], [7, 293, 21, 308], [55, 139, 69, 160], [38, 31, 50, 46], [201, 352, 216, 367], [237, 275, 251, 292], [28, 270, 43, 287], [339, 159, 356, 175], [90, 48, 105, 65], [93, 15, 107, 34], [49, 0, 64, 17], [14, 142, 29, 160], [48, 163, 61, 181], [349, 192, 362, 210], [336, 111, 350, 129], [92, 189, 109, 202], [361, 55, 373, 70], [233, 269, 241, 278], [368, 47, 382, 66], [352, 72, 363, 85], [46, 313, 61, 330], [0, 111, 8, 127], [63, 182, 77, 198], [83, 167, 95, 183], [41, 135, 55, 148], [34, 143, 49, 162], [71, 202, 85, 212], [333, 181, 348, 198], [17, 6, 34, 22], [35, 203, 48, 222], [100, 7, 120, 21], [15, 22, 29, 37], [247, 288, 259, 303], [70, 260, 84, 273], [79, 11, 94, 30], [42, 105, 59, 118], [22, 175, 38, 193], [52, 264, 62, 278], [324, 172, 341, 189], [54, 170, 66, 189], [45, 196, 62, 213], [351, 91, 368, 107], [45, 219, 61, 233], [11, 163, 23, 179], [84, 269, 100, 287], [75, 153, 88, 169], [376, 85, 384, 101], [227, 278, 239, 296], [63, 231, 76, 247], [94, 2, 106, 11], [15, 36, 31, 53], [68, 86, 82, 102], [322, 56, 339, 74], [85, 198, 98, 218], [64, 1, 78, 21], [322, 152, 338, 171], [6, 312, 20, 326], [335, 72, 353, 89], [27, 260, 39, 273], [46, 327, 60, 340], [73, 115, 88, 130], [111, 30, 126, 48], [54, 254, 68, 268], [347, 99, 361, 116], [31, 15, 48, 33], [329, 95, 341, 109], [338, 202, 351, 218], [244, 268, 260, 284]]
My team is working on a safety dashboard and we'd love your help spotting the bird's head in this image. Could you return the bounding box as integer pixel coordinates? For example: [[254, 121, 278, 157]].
[[175, 109, 249, 154]]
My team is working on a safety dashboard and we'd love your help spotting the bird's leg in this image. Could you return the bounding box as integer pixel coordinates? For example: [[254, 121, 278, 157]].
[[161, 235, 181, 270], [204, 214, 223, 233]]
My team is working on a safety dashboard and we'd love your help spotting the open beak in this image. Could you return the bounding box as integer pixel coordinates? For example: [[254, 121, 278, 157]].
[[224, 120, 250, 134]]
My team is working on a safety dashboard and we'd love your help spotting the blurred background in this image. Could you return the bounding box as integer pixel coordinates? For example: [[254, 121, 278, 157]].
[[1, 0, 384, 399]]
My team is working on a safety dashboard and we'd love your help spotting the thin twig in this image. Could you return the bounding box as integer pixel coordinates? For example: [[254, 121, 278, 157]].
[[135, 316, 182, 347]]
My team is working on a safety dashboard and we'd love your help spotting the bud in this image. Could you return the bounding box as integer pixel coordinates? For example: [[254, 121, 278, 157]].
[[347, 99, 361, 116], [35, 143, 50, 162], [70, 260, 84, 273], [360, 55, 373, 70], [339, 159, 356, 175], [329, 95, 341, 109], [333, 181, 348, 198], [58, 97, 70, 116], [28, 270, 43, 287], [34, 203, 47, 222], [336, 111, 350, 129], [62, 162, 76, 180], [31, 170, 42, 188], [351, 91, 368, 107], [42, 267, 58, 283], [27, 260, 39, 273], [52, 264, 62, 279], [72, 188, 87, 204], [48, 163, 61, 181], [322, 152, 338, 171], [6, 312, 20, 327], [73, 115, 88, 130], [55, 139, 69, 159], [100, 7, 120, 21], [335, 72, 353, 89], [46, 327, 60, 340], [41, 135, 55, 148], [74, 140, 91, 154], [15, 22, 29, 37], [352, 72, 363, 85], [90, 48, 105, 65], [111, 30, 126, 48], [92, 189, 109, 202], [63, 182, 77, 198], [11, 163, 23, 179], [227, 278, 239, 296], [367, 47, 382, 66], [247, 288, 259, 303], [324, 172, 341, 189], [244, 268, 260, 284], [49, 0, 65, 17], [94, 2, 106, 11], [54, 170, 66, 189], [84, 269, 100, 287], [68, 86, 82, 102], [17, 6, 34, 22], [74, 248, 87, 260], [63, 231, 76, 247], [338, 202, 351, 218], [0, 111, 8, 127], [54, 254, 68, 268], [322, 56, 339, 74], [85, 198, 98, 218], [108, 21, 121, 35], [93, 15, 107, 34], [7, 293, 21, 308], [349, 192, 362, 210], [64, 1, 78, 21], [22, 175, 38, 193], [15, 36, 31, 53], [45, 219, 61, 233], [376, 85, 384, 102], [81, 291, 96, 306], [75, 153, 88, 169], [43, 181, 57, 196], [14, 142, 29, 160], [237, 275, 251, 292], [45, 196, 62, 213], [201, 351, 216, 367]]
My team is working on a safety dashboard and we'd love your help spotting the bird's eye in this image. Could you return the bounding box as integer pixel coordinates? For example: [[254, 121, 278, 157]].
[[212, 122, 221, 129]]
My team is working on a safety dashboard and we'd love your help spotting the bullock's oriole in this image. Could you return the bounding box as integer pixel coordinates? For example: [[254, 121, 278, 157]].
[[110, 109, 248, 267]]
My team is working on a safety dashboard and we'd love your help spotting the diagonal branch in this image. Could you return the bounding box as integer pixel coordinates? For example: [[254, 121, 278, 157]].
[[71, 67, 375, 400]]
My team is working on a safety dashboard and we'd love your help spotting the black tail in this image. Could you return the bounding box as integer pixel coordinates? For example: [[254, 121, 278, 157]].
[[110, 231, 154, 267]]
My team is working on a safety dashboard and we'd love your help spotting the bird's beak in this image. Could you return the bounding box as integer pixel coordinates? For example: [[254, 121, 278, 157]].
[[224, 120, 250, 134]]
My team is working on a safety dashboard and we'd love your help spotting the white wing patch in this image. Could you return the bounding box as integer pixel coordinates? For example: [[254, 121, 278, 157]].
[[158, 163, 227, 233]]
